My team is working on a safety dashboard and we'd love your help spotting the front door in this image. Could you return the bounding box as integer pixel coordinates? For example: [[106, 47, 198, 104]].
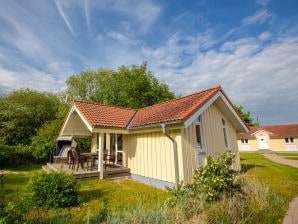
[[257, 136, 268, 149]]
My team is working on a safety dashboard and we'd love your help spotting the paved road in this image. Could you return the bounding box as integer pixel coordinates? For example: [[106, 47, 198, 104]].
[[260, 153, 298, 224]]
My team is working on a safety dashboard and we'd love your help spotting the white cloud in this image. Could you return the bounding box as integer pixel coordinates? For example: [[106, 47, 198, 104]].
[[256, 0, 270, 6], [242, 10, 271, 26], [54, 0, 76, 36], [258, 31, 272, 41], [152, 35, 298, 124]]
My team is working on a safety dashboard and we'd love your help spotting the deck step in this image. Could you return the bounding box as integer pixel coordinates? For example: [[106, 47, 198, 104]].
[[42, 163, 131, 181]]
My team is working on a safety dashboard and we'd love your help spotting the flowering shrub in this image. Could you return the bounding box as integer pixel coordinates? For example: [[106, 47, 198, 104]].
[[190, 152, 240, 201]]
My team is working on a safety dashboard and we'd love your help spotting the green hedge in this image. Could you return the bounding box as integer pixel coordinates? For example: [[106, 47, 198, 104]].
[[0, 144, 52, 168]]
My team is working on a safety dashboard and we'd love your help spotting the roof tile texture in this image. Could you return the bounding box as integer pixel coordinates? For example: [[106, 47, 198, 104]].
[[72, 86, 222, 129], [129, 86, 221, 127], [74, 101, 136, 128]]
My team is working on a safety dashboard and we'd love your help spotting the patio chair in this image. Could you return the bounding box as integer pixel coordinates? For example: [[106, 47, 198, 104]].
[[104, 149, 115, 169], [69, 149, 87, 171]]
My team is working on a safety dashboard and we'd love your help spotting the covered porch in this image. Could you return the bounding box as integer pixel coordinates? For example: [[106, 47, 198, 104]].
[[50, 104, 130, 180]]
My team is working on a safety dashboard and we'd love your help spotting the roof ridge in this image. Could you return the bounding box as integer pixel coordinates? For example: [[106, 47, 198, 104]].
[[73, 100, 137, 112], [138, 85, 222, 111]]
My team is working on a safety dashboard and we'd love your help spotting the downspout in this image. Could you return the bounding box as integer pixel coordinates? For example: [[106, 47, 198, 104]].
[[161, 123, 179, 186]]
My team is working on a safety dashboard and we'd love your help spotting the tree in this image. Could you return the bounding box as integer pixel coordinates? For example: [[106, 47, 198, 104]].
[[235, 105, 258, 127], [63, 62, 176, 109], [0, 89, 60, 145]]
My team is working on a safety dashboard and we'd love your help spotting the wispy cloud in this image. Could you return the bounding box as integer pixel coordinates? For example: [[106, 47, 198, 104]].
[[256, 0, 270, 6], [54, 0, 76, 36], [242, 9, 271, 26], [84, 0, 91, 33]]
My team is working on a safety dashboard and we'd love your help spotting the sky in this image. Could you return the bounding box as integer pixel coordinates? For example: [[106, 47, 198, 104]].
[[0, 0, 297, 125]]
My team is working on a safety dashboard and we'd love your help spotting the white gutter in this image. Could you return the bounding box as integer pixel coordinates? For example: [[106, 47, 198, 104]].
[[161, 123, 179, 186]]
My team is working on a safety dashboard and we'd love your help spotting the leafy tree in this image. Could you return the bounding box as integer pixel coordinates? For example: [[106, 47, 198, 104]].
[[64, 62, 176, 109], [0, 89, 60, 145], [235, 105, 258, 127]]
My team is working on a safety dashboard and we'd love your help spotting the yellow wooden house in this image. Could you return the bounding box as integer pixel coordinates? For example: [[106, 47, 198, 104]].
[[238, 124, 298, 152], [60, 86, 248, 189]]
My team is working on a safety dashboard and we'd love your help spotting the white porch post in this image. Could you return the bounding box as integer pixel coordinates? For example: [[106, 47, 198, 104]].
[[115, 134, 118, 164], [106, 133, 111, 154], [97, 133, 104, 179]]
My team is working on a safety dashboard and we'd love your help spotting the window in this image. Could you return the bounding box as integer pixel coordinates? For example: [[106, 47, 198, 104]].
[[222, 119, 229, 149], [285, 137, 294, 144], [241, 139, 249, 144], [195, 116, 203, 150], [195, 116, 205, 166]]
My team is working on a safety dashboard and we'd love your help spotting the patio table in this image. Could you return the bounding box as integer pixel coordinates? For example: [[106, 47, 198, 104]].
[[80, 152, 98, 170]]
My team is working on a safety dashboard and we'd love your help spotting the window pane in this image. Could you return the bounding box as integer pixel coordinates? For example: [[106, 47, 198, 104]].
[[195, 124, 201, 148]]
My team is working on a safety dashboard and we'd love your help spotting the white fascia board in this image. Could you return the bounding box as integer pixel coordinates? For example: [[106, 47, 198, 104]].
[[73, 105, 93, 132], [184, 92, 249, 133], [218, 92, 249, 133], [184, 92, 221, 128], [59, 106, 75, 136]]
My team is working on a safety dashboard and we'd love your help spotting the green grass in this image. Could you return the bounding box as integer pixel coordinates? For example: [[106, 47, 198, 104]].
[[282, 157, 298, 160], [276, 152, 298, 156], [240, 153, 298, 198], [1, 166, 169, 222], [2, 154, 298, 223]]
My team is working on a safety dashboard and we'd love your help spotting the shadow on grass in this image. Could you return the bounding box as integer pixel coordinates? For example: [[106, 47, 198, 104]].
[[241, 164, 265, 173]]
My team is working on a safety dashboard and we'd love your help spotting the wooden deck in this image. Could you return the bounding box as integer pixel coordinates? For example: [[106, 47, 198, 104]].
[[42, 162, 131, 181]]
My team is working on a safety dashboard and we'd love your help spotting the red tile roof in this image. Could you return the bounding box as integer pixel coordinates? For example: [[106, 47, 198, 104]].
[[129, 86, 221, 128], [73, 101, 136, 128], [238, 124, 298, 138], [72, 86, 227, 129]]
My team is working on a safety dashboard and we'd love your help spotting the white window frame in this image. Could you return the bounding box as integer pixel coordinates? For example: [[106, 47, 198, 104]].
[[222, 118, 230, 150], [195, 116, 205, 166]]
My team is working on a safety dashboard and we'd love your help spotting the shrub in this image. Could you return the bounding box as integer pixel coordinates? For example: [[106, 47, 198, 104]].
[[26, 170, 81, 208], [0, 144, 36, 168], [190, 152, 241, 201]]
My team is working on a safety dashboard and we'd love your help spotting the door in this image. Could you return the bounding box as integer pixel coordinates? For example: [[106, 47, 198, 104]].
[[257, 136, 268, 149]]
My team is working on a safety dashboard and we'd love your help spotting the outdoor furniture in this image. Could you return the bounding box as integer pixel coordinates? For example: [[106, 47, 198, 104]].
[[80, 152, 98, 170], [51, 136, 77, 163], [104, 149, 115, 169], [68, 149, 87, 171]]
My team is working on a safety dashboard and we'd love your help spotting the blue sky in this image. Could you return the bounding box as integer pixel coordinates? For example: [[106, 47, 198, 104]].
[[0, 0, 297, 125]]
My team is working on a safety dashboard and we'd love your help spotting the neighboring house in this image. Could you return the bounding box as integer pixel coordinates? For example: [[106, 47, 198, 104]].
[[237, 124, 298, 152], [60, 86, 248, 189]]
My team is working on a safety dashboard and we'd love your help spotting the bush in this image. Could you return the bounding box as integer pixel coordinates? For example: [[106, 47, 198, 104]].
[[190, 152, 241, 201], [0, 144, 36, 168], [26, 170, 81, 208]]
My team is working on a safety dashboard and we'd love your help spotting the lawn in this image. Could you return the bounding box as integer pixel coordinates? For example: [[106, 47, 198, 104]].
[[1, 166, 169, 223], [276, 152, 298, 160], [2, 153, 298, 223], [240, 153, 298, 198]]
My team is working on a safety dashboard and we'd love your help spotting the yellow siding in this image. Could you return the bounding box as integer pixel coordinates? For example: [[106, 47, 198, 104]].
[[180, 123, 198, 184], [200, 104, 241, 169], [122, 103, 242, 184], [123, 130, 178, 183], [201, 104, 227, 156]]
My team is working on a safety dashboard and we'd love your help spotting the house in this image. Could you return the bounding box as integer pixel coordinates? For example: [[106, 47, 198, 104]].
[[59, 86, 248, 189], [237, 124, 298, 152]]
